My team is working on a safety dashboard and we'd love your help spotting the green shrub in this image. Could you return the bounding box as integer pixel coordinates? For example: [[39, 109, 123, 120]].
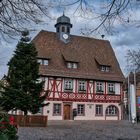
[[0, 113, 18, 140]]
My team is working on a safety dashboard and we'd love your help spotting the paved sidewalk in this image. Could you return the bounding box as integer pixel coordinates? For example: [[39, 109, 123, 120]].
[[18, 120, 140, 140]]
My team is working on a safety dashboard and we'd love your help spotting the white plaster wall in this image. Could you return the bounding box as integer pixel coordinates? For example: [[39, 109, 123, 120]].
[[73, 79, 76, 93], [9, 101, 122, 121], [44, 77, 48, 91], [44, 101, 63, 120], [44, 101, 122, 120], [115, 83, 120, 95], [103, 103, 122, 120], [56, 78, 62, 91]]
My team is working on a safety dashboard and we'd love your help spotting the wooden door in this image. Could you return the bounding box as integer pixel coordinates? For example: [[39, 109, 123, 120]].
[[64, 105, 71, 120]]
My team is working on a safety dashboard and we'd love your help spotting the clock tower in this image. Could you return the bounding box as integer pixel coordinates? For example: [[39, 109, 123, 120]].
[[55, 13, 72, 43]]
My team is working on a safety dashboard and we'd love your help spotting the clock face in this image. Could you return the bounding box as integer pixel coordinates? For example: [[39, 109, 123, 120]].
[[63, 34, 68, 39]]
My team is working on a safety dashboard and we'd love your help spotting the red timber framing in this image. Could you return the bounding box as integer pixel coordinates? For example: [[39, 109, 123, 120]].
[[45, 77, 122, 103]]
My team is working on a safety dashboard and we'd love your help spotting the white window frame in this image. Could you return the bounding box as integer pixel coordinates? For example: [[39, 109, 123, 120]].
[[77, 104, 85, 116], [37, 59, 49, 66], [106, 66, 110, 72], [78, 80, 86, 92], [101, 66, 106, 71], [64, 79, 73, 91], [95, 105, 103, 116], [73, 63, 78, 69], [53, 104, 61, 116], [96, 82, 104, 93], [106, 106, 117, 116], [67, 62, 78, 69], [101, 66, 110, 72], [108, 83, 115, 94], [37, 59, 42, 65], [67, 62, 72, 68], [44, 59, 49, 65]]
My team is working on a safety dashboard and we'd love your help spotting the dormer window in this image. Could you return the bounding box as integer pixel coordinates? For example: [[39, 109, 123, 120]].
[[67, 62, 78, 69], [100, 65, 110, 72], [38, 59, 49, 66]]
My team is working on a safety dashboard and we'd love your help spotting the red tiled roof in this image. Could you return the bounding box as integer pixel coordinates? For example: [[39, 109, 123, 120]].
[[32, 30, 124, 82]]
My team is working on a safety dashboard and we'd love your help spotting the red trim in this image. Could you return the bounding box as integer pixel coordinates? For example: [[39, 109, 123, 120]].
[[60, 79, 63, 99], [105, 82, 107, 100], [93, 81, 95, 101], [53, 78, 56, 99], [87, 80, 89, 100], [46, 78, 121, 103]]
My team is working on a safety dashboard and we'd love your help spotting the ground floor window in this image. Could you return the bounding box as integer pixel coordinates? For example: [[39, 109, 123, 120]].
[[53, 104, 61, 115], [77, 104, 85, 116], [38, 107, 43, 114], [106, 105, 118, 116], [95, 105, 103, 116]]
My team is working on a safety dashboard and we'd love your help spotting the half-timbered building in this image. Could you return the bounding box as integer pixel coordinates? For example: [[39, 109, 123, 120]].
[[32, 14, 124, 120]]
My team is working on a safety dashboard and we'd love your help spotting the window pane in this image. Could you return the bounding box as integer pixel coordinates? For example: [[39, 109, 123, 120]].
[[77, 105, 84, 115], [95, 105, 102, 115], [79, 80, 86, 91], [73, 63, 77, 69], [100, 66, 110, 72], [37, 59, 42, 64], [96, 82, 104, 93], [64, 79, 73, 90], [53, 104, 61, 115], [108, 83, 115, 93], [67, 62, 78, 69], [44, 60, 49, 65], [38, 59, 49, 66], [67, 62, 72, 68], [38, 107, 43, 114], [62, 26, 65, 32], [106, 106, 117, 115]]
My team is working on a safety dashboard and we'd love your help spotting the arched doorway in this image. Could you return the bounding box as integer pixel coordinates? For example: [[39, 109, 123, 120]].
[[105, 105, 119, 120]]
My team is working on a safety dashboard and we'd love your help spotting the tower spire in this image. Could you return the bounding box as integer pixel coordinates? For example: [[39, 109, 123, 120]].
[[63, 11, 65, 16], [54, 14, 72, 44]]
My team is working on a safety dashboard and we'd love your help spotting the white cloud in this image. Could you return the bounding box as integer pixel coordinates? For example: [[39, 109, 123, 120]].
[[1, 2, 140, 79]]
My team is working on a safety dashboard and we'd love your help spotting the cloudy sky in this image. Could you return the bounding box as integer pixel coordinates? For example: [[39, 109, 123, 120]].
[[0, 1, 140, 79]]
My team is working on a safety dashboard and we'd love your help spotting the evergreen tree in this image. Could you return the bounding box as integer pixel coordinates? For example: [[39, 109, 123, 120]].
[[0, 31, 48, 115]]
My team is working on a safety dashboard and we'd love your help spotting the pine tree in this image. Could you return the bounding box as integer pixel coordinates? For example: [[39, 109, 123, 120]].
[[0, 31, 48, 115]]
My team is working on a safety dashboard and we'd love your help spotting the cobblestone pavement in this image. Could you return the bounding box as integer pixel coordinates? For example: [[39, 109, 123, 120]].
[[18, 120, 140, 140]]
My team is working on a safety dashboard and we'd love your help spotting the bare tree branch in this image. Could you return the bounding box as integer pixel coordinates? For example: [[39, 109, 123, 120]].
[[0, 0, 140, 40], [126, 49, 140, 72]]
